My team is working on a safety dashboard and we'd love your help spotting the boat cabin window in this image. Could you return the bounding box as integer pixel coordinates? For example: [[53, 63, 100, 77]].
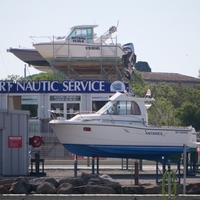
[[68, 28, 93, 40], [97, 101, 115, 114], [117, 101, 141, 115], [130, 101, 141, 115], [97, 101, 141, 115]]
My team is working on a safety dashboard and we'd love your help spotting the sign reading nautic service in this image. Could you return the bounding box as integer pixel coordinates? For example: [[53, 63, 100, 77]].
[[0, 80, 128, 93]]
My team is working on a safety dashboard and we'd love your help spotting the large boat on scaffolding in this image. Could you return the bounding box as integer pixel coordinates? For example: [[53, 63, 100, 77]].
[[49, 91, 198, 162], [32, 24, 136, 79]]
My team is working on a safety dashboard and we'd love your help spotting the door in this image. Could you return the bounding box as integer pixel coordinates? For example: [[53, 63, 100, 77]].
[[50, 102, 80, 119]]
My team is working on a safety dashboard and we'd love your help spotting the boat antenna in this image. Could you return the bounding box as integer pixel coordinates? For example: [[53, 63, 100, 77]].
[[116, 20, 119, 28]]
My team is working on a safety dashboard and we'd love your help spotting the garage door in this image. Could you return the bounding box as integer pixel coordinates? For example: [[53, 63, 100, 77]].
[[0, 130, 2, 174]]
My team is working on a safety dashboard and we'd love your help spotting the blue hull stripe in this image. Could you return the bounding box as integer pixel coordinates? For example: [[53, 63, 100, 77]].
[[63, 144, 188, 162]]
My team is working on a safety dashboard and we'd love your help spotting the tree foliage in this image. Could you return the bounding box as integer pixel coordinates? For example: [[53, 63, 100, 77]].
[[135, 61, 151, 72], [148, 97, 176, 126], [174, 102, 200, 130], [25, 72, 67, 82], [129, 71, 200, 131], [1, 74, 24, 82], [128, 70, 148, 97], [3, 72, 67, 83]]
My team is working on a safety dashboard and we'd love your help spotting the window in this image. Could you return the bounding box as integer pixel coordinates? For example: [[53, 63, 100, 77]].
[[76, 29, 87, 37], [66, 103, 80, 119], [87, 28, 93, 39], [117, 101, 127, 115], [68, 28, 93, 39], [130, 101, 141, 115], [116, 101, 141, 115], [21, 96, 38, 119], [92, 101, 107, 112], [49, 95, 81, 119], [50, 103, 64, 118]]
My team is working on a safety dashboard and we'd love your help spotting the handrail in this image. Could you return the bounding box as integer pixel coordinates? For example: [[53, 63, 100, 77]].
[[49, 109, 144, 125]]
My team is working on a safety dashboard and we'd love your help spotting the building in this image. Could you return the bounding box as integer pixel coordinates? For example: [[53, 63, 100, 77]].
[[141, 72, 200, 87], [0, 80, 128, 160]]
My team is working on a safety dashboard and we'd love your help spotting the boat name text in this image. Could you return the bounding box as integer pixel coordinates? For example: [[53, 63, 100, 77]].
[[72, 37, 86, 43], [145, 131, 163, 136]]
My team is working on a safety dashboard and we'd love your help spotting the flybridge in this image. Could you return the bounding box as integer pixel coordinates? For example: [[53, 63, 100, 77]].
[[0, 80, 128, 93]]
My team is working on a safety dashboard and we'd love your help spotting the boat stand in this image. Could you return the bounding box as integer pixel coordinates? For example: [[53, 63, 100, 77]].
[[30, 153, 46, 176], [74, 155, 78, 177], [92, 157, 100, 174], [155, 159, 181, 184], [73, 156, 100, 177]]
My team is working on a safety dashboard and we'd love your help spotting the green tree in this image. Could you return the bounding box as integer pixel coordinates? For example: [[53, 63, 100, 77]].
[[148, 97, 176, 126], [174, 102, 200, 131], [136, 83, 200, 130], [135, 61, 151, 72], [25, 72, 67, 82], [1, 74, 24, 82], [129, 70, 148, 96]]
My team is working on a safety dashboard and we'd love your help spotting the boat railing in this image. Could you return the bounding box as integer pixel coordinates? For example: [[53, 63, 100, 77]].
[[30, 36, 56, 43], [49, 109, 95, 120], [49, 109, 145, 124], [78, 112, 146, 125]]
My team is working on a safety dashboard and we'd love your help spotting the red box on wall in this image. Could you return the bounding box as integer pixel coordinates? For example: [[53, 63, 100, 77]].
[[8, 136, 22, 148]]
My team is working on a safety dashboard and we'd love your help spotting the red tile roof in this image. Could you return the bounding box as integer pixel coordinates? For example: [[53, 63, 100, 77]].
[[141, 72, 200, 83]]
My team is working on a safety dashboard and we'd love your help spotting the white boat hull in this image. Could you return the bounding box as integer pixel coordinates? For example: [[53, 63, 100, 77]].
[[49, 120, 195, 161], [50, 120, 192, 147], [34, 43, 124, 64]]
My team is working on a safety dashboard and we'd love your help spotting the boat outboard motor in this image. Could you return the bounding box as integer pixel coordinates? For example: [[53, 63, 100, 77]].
[[122, 43, 137, 79], [123, 42, 134, 53]]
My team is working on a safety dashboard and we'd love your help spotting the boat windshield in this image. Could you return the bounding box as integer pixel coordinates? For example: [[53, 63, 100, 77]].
[[97, 100, 142, 115], [97, 101, 118, 115], [67, 28, 93, 40]]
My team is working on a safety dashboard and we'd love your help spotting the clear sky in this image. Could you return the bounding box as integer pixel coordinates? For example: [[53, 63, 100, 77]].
[[0, 0, 200, 79]]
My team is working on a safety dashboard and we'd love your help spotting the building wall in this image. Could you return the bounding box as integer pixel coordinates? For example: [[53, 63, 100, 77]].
[[0, 109, 29, 175]]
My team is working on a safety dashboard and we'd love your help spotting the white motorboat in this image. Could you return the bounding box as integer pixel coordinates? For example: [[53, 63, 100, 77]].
[[33, 25, 136, 79], [49, 91, 198, 162]]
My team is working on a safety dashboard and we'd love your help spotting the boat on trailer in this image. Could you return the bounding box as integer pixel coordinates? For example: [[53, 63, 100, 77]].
[[49, 91, 198, 162], [32, 25, 136, 79]]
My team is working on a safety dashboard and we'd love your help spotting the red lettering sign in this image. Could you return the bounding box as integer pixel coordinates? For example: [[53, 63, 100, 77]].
[[8, 136, 22, 148]]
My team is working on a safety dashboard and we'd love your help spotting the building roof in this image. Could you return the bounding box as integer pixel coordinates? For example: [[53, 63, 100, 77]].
[[141, 72, 200, 83]]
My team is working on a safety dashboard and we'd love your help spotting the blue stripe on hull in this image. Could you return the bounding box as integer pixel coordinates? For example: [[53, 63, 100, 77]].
[[63, 144, 187, 162]]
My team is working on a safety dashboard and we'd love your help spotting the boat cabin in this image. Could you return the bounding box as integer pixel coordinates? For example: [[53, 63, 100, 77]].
[[66, 25, 98, 42], [95, 92, 154, 125]]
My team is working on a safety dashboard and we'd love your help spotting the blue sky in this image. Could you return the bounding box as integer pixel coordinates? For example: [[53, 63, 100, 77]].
[[0, 0, 200, 79]]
